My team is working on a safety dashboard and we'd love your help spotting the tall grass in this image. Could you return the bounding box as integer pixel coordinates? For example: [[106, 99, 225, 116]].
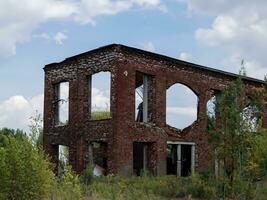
[[46, 169, 267, 200]]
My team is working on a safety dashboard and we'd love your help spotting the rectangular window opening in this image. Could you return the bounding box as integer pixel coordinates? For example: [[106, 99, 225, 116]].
[[58, 145, 69, 174], [167, 142, 195, 177], [133, 142, 151, 176], [135, 72, 153, 123], [89, 71, 111, 120], [87, 141, 108, 176], [54, 82, 69, 126]]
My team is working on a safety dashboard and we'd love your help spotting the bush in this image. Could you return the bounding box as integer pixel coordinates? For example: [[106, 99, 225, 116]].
[[80, 163, 94, 185], [84, 174, 217, 200], [183, 174, 216, 199], [0, 134, 53, 200], [50, 165, 82, 200]]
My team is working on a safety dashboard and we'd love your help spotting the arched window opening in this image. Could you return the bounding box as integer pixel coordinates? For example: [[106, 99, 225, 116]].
[[166, 83, 198, 129], [89, 71, 111, 120]]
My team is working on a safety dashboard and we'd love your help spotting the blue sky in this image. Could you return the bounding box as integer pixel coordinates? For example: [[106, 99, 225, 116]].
[[0, 0, 266, 131]]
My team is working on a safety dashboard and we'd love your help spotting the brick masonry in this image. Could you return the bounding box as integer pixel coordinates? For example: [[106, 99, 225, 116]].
[[43, 44, 266, 177]]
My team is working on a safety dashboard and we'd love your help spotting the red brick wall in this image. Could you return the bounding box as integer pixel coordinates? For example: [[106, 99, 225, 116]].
[[43, 45, 265, 176]]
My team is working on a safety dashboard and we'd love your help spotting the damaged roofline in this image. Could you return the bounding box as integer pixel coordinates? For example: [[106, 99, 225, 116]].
[[43, 43, 266, 85]]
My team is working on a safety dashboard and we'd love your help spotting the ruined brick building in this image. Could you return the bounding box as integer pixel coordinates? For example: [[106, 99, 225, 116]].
[[43, 44, 267, 177]]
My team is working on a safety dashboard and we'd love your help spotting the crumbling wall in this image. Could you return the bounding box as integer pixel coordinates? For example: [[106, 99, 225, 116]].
[[43, 45, 266, 176]]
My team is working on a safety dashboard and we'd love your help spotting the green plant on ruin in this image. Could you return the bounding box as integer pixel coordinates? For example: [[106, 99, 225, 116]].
[[207, 67, 267, 198]]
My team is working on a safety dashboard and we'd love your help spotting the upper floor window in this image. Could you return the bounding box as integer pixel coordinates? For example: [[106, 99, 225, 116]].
[[54, 82, 69, 126], [206, 95, 216, 131], [89, 71, 111, 120], [166, 83, 198, 129], [135, 72, 153, 123]]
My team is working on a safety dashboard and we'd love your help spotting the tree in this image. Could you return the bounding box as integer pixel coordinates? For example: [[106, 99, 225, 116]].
[[209, 72, 267, 197], [28, 111, 43, 147], [0, 131, 53, 200]]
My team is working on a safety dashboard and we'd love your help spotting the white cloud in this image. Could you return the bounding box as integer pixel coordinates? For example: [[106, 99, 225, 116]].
[[0, 84, 111, 131], [91, 88, 110, 111], [33, 32, 68, 45], [181, 0, 267, 79], [142, 41, 156, 52], [54, 32, 68, 45], [0, 0, 163, 57], [221, 54, 267, 79], [167, 106, 197, 117], [166, 106, 197, 129], [33, 33, 51, 40], [0, 0, 75, 57], [0, 94, 44, 131], [179, 52, 192, 61]]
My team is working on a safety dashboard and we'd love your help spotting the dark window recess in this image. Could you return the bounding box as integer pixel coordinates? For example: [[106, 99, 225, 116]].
[[87, 141, 108, 175], [133, 142, 150, 176], [167, 144, 192, 177], [181, 145, 192, 177], [167, 144, 178, 175]]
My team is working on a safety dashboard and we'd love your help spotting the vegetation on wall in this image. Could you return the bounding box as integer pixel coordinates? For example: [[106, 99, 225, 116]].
[[207, 70, 267, 198]]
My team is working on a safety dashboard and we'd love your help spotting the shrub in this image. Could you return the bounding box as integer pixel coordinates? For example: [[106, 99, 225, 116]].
[[51, 165, 82, 200], [0, 134, 53, 200], [184, 174, 216, 199], [80, 163, 94, 185]]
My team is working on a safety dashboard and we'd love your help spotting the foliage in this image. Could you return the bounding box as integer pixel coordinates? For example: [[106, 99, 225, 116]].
[[207, 70, 267, 198], [28, 111, 43, 147], [91, 111, 111, 120], [80, 163, 94, 186], [0, 133, 53, 200], [184, 174, 216, 198], [50, 165, 82, 200], [84, 174, 217, 200], [0, 127, 26, 140]]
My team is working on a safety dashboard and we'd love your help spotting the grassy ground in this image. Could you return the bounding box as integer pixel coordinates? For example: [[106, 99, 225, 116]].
[[91, 111, 111, 120], [81, 175, 217, 200], [47, 173, 267, 200]]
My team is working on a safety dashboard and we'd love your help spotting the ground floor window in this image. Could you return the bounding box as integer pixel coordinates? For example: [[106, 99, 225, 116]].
[[87, 141, 108, 176], [58, 145, 69, 175], [133, 142, 152, 176], [167, 141, 195, 177]]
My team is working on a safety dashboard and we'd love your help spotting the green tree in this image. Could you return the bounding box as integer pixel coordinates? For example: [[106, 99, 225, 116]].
[[209, 72, 267, 197], [0, 133, 53, 200]]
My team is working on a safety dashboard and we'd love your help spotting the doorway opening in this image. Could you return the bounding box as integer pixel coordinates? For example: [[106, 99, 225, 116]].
[[87, 141, 108, 176], [133, 142, 151, 176], [167, 142, 195, 177]]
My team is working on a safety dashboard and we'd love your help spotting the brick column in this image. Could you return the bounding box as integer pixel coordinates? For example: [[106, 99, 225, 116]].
[[263, 101, 267, 129], [195, 91, 212, 172]]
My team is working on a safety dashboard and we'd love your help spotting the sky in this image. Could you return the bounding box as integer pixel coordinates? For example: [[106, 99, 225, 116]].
[[0, 0, 266, 132]]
